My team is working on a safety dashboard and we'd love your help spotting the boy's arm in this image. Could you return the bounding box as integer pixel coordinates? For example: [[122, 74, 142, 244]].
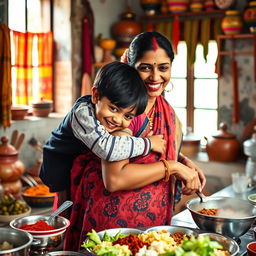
[[71, 103, 151, 161]]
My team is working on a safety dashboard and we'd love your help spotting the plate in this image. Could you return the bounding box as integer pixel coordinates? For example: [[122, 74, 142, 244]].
[[0, 206, 31, 223]]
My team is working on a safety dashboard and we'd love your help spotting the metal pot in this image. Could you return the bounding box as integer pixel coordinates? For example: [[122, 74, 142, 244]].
[[0, 227, 33, 256], [186, 196, 256, 239]]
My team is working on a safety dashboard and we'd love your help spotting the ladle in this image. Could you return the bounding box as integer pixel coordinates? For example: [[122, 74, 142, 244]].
[[196, 191, 207, 203], [47, 200, 73, 225]]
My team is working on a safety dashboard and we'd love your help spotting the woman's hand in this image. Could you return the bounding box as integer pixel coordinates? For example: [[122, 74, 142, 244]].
[[148, 134, 166, 154], [179, 153, 206, 192], [167, 160, 202, 195]]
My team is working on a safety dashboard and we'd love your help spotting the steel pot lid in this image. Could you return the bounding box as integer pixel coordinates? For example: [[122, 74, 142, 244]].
[[0, 136, 18, 156], [243, 132, 256, 155], [212, 123, 236, 139]]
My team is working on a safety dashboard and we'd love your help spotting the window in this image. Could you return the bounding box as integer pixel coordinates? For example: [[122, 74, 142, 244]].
[[8, 0, 52, 105], [165, 41, 218, 138]]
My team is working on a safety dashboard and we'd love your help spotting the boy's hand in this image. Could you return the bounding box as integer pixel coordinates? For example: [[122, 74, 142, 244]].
[[148, 134, 166, 154]]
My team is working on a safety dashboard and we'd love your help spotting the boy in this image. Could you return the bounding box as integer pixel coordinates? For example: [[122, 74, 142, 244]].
[[40, 61, 165, 194]]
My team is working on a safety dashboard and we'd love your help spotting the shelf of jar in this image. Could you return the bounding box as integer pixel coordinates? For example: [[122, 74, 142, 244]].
[[140, 9, 225, 23]]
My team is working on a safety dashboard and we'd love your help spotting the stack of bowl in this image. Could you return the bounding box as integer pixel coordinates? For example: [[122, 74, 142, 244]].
[[10, 215, 70, 255]]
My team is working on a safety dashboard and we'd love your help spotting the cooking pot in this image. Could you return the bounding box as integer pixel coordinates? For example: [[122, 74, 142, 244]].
[[205, 123, 240, 162], [181, 131, 201, 157], [186, 196, 256, 239], [0, 227, 33, 256]]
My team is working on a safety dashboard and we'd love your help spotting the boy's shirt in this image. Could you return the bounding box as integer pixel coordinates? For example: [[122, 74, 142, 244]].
[[40, 95, 151, 192]]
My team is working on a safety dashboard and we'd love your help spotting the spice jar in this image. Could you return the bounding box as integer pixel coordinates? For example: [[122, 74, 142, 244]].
[[221, 10, 243, 35], [0, 136, 25, 195], [206, 123, 240, 162]]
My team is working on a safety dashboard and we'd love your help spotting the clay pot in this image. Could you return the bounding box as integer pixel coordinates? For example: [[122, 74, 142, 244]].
[[31, 98, 53, 117], [206, 123, 240, 162], [167, 0, 190, 13], [11, 105, 29, 120], [221, 10, 243, 35], [0, 136, 25, 182], [181, 132, 201, 157], [243, 1, 256, 33], [140, 0, 161, 16]]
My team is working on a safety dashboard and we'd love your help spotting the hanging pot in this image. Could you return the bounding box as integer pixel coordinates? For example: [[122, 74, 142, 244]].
[[205, 123, 240, 162]]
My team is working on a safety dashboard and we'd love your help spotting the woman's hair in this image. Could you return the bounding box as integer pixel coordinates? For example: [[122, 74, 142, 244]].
[[127, 32, 175, 67], [93, 61, 148, 116]]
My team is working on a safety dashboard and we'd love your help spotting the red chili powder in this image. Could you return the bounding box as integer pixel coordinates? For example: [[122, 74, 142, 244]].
[[20, 220, 55, 231]]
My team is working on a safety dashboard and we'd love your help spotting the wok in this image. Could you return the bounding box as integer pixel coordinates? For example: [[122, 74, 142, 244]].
[[186, 196, 256, 239]]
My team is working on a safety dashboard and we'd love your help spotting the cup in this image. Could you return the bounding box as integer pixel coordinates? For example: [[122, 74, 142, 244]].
[[247, 241, 256, 256], [232, 172, 248, 193]]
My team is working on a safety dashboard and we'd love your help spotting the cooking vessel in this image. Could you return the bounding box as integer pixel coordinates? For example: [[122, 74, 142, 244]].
[[0, 227, 33, 256], [186, 196, 256, 239]]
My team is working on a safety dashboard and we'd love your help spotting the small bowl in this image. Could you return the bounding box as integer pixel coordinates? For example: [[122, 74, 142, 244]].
[[31, 100, 53, 117], [11, 105, 29, 120], [247, 241, 256, 256], [248, 193, 256, 206], [21, 186, 55, 207], [0, 206, 31, 223], [144, 225, 198, 236]]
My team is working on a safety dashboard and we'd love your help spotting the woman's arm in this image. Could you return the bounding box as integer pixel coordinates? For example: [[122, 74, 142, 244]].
[[101, 132, 202, 193]]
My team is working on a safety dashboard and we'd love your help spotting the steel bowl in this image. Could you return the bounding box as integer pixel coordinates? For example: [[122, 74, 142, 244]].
[[0, 227, 33, 256], [10, 215, 70, 254], [198, 233, 239, 256], [144, 225, 198, 236], [97, 227, 142, 239], [186, 196, 256, 239], [44, 251, 88, 256]]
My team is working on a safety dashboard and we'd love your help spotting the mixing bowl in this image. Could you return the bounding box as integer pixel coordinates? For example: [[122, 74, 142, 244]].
[[186, 196, 256, 239], [9, 215, 70, 254], [0, 227, 33, 256]]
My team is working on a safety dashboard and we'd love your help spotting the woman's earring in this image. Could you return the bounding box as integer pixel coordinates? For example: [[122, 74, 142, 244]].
[[164, 81, 174, 93]]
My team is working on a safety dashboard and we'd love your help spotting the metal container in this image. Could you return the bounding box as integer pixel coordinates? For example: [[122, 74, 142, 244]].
[[0, 227, 33, 256], [144, 225, 198, 236], [44, 251, 88, 256], [186, 196, 256, 239], [244, 132, 256, 182], [10, 215, 70, 255]]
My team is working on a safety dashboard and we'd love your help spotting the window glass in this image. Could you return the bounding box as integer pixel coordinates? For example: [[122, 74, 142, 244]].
[[194, 109, 218, 137], [8, 0, 26, 32], [27, 0, 42, 32], [171, 42, 187, 78], [165, 78, 187, 108], [194, 42, 218, 79], [194, 79, 218, 109]]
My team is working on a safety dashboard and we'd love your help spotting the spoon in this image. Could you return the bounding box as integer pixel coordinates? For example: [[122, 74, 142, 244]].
[[47, 200, 73, 225]]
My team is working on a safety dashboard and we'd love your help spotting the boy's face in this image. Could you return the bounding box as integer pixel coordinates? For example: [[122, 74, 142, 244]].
[[92, 88, 136, 132]]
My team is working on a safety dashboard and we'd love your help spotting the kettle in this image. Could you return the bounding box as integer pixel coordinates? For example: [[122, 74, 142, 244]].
[[206, 123, 240, 162], [243, 127, 256, 182]]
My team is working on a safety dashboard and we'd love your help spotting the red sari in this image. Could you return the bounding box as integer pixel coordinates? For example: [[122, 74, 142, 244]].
[[64, 95, 182, 251]]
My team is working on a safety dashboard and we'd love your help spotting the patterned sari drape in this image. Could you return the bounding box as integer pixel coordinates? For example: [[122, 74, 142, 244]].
[[11, 31, 53, 104]]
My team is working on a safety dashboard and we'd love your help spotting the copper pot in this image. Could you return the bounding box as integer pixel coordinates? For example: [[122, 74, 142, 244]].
[[0, 136, 25, 194], [206, 123, 240, 162]]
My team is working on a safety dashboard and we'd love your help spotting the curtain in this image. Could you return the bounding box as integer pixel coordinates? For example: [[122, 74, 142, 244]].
[[11, 30, 53, 104], [0, 24, 12, 129]]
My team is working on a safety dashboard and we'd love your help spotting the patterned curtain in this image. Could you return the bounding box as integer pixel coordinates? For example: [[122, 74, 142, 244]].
[[11, 30, 53, 104]]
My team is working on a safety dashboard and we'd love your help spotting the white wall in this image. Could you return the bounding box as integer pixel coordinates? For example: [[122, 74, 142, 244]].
[[90, 0, 143, 39]]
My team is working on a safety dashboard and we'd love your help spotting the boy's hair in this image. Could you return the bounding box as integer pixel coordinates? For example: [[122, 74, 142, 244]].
[[127, 31, 175, 67], [93, 61, 148, 116]]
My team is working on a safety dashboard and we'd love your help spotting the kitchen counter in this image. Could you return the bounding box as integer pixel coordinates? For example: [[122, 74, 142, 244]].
[[172, 184, 256, 256]]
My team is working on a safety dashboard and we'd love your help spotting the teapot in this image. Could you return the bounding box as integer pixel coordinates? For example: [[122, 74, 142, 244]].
[[206, 123, 240, 162], [0, 136, 25, 194]]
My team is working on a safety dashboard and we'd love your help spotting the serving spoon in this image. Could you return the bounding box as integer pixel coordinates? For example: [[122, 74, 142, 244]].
[[196, 191, 207, 203], [47, 200, 73, 225]]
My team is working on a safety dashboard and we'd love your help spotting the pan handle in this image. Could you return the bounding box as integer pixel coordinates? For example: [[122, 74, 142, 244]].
[[196, 191, 207, 203]]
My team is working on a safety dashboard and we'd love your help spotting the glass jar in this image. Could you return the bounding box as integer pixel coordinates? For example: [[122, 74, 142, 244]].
[[221, 10, 243, 35]]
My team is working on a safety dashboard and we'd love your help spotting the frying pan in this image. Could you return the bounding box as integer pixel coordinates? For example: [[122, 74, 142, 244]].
[[186, 196, 256, 239]]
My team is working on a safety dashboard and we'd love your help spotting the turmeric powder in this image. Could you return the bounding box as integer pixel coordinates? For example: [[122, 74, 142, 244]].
[[23, 184, 54, 197]]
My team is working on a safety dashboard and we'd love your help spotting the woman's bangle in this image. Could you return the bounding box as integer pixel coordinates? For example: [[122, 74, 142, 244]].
[[160, 159, 171, 182]]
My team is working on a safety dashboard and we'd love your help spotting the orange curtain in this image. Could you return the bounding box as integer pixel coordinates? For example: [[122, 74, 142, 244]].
[[11, 31, 53, 104], [0, 24, 12, 128]]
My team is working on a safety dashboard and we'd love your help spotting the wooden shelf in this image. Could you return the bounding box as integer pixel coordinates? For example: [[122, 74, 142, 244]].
[[140, 10, 225, 23]]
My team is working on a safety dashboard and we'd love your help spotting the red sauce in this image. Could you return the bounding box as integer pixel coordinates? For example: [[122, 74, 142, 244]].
[[20, 220, 55, 231]]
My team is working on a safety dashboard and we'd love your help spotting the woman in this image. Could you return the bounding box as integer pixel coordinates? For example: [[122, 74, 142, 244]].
[[65, 32, 206, 251]]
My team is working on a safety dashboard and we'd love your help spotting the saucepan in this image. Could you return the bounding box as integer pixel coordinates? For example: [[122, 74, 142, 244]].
[[186, 194, 256, 239]]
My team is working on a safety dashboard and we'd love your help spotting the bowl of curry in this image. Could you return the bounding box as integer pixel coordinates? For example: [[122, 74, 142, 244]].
[[21, 184, 55, 207]]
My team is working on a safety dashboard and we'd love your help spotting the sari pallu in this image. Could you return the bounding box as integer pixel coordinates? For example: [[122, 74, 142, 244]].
[[64, 95, 183, 251]]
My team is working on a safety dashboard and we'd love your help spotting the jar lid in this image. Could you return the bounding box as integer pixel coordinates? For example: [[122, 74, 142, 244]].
[[0, 136, 18, 156], [31, 98, 53, 108], [225, 10, 240, 15], [212, 123, 236, 139]]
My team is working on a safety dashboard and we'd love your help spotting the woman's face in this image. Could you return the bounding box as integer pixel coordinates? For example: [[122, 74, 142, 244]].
[[135, 48, 171, 99]]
